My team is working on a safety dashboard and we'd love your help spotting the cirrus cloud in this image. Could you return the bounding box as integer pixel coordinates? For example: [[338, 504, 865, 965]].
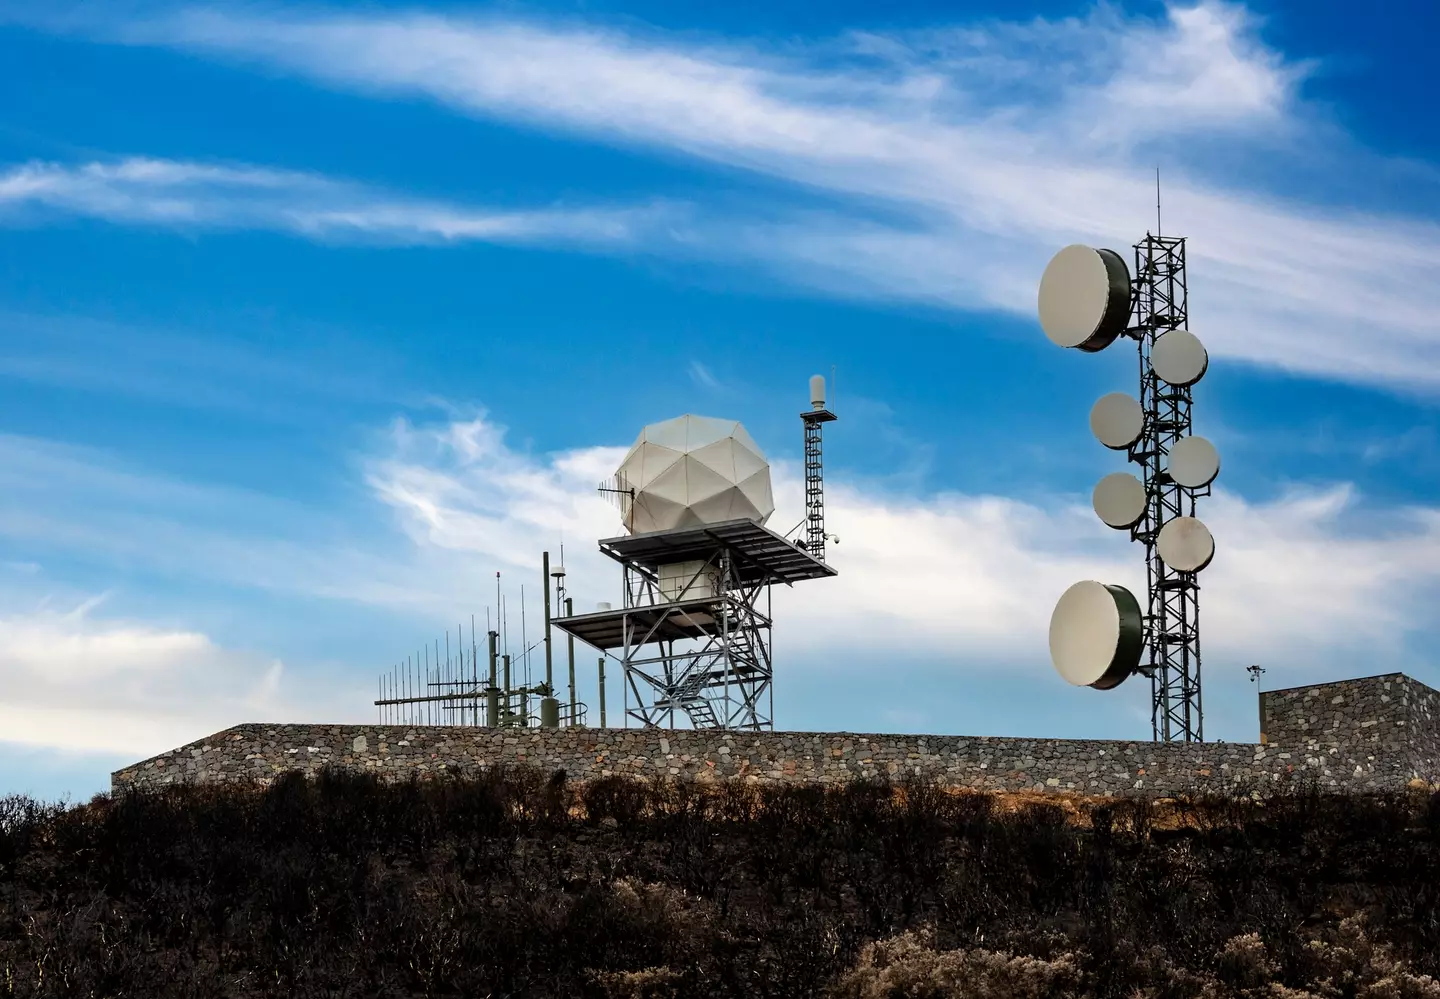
[[3, 1, 1437, 389]]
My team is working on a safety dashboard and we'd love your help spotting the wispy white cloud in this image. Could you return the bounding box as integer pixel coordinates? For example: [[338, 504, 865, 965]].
[[10, 411, 1426, 672], [358, 412, 1440, 682], [0, 156, 673, 247], [15, 1, 1437, 387], [0, 587, 288, 755], [0, 309, 409, 420], [4, 410, 1440, 747], [688, 361, 721, 390]]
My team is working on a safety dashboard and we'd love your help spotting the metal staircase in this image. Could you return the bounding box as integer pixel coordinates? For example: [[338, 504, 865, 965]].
[[672, 669, 719, 728]]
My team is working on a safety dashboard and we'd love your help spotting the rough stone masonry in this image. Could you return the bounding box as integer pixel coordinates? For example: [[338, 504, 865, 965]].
[[112, 672, 1440, 799]]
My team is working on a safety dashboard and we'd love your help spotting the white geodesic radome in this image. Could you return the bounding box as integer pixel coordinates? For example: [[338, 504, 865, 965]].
[[615, 414, 775, 534]]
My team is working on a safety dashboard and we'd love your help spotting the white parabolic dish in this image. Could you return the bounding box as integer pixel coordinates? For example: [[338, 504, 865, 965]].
[[1090, 392, 1145, 450], [1151, 329, 1209, 387], [1037, 245, 1132, 352], [1157, 516, 1215, 572], [614, 414, 775, 534], [1168, 435, 1221, 489], [1049, 580, 1144, 689], [1093, 472, 1147, 529]]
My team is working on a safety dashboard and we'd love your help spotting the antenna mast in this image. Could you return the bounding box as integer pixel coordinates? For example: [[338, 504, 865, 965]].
[[802, 373, 838, 562], [1134, 232, 1206, 743], [1038, 222, 1215, 744], [1156, 166, 1162, 237]]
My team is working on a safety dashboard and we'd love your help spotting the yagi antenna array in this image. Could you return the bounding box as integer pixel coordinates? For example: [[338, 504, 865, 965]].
[[1037, 237, 1216, 743]]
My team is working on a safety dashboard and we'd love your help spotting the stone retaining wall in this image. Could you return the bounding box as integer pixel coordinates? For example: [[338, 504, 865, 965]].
[[111, 672, 1440, 799]]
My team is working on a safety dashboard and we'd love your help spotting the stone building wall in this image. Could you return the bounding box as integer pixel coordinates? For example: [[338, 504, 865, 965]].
[[1258, 673, 1440, 783], [1261, 673, 1405, 747], [111, 673, 1440, 799], [1402, 676, 1440, 783]]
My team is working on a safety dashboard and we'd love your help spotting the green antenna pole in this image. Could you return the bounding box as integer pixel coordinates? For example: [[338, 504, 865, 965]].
[[566, 597, 577, 724], [486, 630, 500, 726], [542, 551, 553, 690], [503, 654, 512, 725]]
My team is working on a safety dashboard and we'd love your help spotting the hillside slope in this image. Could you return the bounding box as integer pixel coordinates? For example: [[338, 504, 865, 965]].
[[4, 768, 1440, 998]]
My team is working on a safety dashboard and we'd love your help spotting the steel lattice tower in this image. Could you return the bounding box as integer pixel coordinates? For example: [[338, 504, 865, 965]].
[[553, 519, 835, 732], [802, 406, 837, 561], [1130, 234, 1204, 742], [562, 384, 841, 732]]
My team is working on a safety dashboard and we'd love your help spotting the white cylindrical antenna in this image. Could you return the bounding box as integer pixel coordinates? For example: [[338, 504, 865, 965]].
[[810, 373, 826, 411]]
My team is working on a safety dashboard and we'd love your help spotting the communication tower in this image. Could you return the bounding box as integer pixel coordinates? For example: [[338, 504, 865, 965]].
[[553, 378, 839, 731], [801, 373, 838, 562], [1037, 234, 1218, 743]]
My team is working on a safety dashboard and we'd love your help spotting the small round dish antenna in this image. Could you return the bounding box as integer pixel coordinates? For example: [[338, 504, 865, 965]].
[[1092, 472, 1147, 530], [1089, 392, 1144, 450], [1038, 245, 1132, 352], [1167, 435, 1220, 489], [1156, 516, 1215, 572], [1049, 580, 1144, 690], [1151, 329, 1209, 386]]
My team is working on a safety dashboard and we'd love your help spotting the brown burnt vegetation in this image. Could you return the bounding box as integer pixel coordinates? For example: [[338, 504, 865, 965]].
[[3, 768, 1440, 997]]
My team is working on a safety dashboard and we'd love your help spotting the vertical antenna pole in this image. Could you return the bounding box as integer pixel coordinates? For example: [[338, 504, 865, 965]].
[[542, 551, 553, 691], [503, 654, 512, 724], [1156, 166, 1162, 237], [566, 597, 576, 724], [598, 656, 607, 728], [487, 630, 500, 727]]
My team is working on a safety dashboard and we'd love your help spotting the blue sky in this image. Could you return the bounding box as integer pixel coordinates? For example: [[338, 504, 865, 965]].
[[1, 0, 1438, 803]]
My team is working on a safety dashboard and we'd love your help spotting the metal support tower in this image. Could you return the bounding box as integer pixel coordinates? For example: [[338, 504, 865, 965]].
[[552, 519, 835, 732], [802, 406, 837, 562], [622, 553, 772, 730], [1128, 234, 1205, 743]]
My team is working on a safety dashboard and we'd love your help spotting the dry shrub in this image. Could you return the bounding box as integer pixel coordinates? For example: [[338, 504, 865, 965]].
[[589, 965, 686, 999], [609, 877, 711, 936], [1217, 932, 1278, 990], [828, 926, 1082, 999], [1302, 915, 1440, 999]]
